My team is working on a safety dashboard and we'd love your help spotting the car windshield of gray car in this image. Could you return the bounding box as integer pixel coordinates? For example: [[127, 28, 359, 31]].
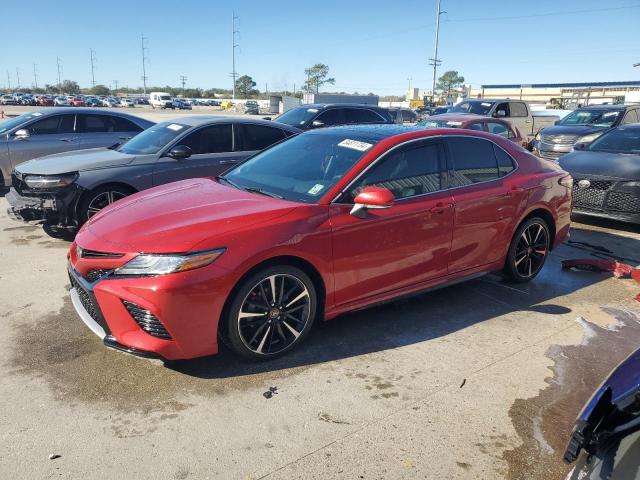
[[116, 122, 190, 155], [274, 107, 320, 127], [0, 112, 46, 134], [222, 133, 377, 203], [588, 127, 640, 154], [450, 101, 494, 115], [558, 109, 621, 127]]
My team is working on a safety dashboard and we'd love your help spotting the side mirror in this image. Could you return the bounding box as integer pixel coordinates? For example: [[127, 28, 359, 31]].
[[350, 187, 395, 218], [166, 144, 192, 159], [573, 142, 588, 151], [554, 120, 560, 125], [310, 120, 325, 129], [495, 110, 506, 118], [14, 129, 30, 140], [262, 117, 272, 121]]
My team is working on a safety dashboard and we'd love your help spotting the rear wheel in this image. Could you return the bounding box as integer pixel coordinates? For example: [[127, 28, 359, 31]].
[[224, 265, 317, 360], [78, 185, 133, 225], [504, 217, 550, 282]]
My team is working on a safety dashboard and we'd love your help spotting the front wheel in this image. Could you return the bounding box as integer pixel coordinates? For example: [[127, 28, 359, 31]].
[[224, 265, 317, 360], [504, 217, 550, 282], [78, 185, 133, 225]]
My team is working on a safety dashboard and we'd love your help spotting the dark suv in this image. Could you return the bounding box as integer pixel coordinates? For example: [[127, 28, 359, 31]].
[[274, 103, 394, 130], [534, 104, 640, 161]]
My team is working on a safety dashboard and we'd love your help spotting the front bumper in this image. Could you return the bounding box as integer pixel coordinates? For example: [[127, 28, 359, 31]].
[[6, 187, 57, 222], [6, 177, 82, 226], [67, 244, 233, 360], [571, 178, 640, 225]]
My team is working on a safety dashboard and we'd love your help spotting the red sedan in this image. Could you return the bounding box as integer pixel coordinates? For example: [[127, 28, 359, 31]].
[[419, 113, 526, 147], [70, 97, 86, 107], [68, 125, 572, 360]]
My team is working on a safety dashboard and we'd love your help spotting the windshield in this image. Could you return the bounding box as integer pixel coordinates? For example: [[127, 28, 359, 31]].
[[559, 109, 621, 127], [588, 127, 640, 154], [274, 107, 320, 127], [116, 122, 189, 155], [222, 133, 376, 203], [160, 95, 171, 101], [418, 119, 463, 128], [0, 112, 47, 134], [450, 101, 494, 115]]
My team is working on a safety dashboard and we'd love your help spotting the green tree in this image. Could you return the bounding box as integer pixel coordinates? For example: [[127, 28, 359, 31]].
[[436, 71, 465, 98], [235, 75, 257, 98], [90, 84, 111, 96], [61, 80, 80, 94], [302, 64, 335, 94]]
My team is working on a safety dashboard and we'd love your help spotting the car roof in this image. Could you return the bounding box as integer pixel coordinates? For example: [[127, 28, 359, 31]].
[[576, 104, 627, 111], [301, 103, 387, 110], [12, 108, 155, 126], [305, 123, 420, 141], [165, 115, 301, 131], [425, 113, 491, 122]]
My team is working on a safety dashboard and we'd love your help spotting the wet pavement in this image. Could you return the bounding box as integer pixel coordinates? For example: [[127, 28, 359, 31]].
[[1, 195, 640, 479]]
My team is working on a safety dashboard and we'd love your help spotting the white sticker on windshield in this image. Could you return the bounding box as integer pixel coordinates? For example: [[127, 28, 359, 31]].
[[31, 112, 43, 117], [481, 102, 492, 107], [307, 108, 319, 113], [166, 124, 184, 131], [308, 184, 325, 195], [338, 139, 373, 152]]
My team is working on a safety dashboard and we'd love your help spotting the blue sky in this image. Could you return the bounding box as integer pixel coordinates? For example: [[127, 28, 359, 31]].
[[3, 0, 639, 94]]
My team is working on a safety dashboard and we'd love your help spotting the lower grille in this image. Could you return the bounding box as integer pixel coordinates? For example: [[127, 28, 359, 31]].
[[539, 150, 564, 161], [606, 191, 640, 213], [572, 185, 607, 210], [123, 301, 172, 340], [69, 273, 109, 332]]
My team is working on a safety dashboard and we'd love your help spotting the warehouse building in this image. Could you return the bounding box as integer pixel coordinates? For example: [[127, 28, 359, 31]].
[[468, 81, 640, 109]]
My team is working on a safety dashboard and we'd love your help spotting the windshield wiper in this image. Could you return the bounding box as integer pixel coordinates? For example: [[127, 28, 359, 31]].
[[216, 176, 243, 190], [244, 187, 283, 199]]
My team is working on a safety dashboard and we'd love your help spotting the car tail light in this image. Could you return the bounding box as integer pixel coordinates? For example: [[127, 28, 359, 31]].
[[559, 175, 573, 188]]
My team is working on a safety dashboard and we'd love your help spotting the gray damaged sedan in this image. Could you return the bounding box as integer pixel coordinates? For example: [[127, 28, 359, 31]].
[[0, 108, 154, 187], [7, 116, 300, 229]]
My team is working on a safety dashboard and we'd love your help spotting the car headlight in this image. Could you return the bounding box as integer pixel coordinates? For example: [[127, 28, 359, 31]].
[[535, 130, 543, 141], [24, 172, 78, 189], [577, 132, 603, 144], [113, 249, 225, 276]]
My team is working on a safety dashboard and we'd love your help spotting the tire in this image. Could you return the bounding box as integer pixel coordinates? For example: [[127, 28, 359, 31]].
[[223, 265, 317, 360], [504, 217, 551, 283], [77, 185, 133, 225]]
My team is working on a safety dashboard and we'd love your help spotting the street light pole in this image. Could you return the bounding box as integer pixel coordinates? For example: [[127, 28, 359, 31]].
[[231, 13, 240, 100], [429, 0, 444, 104]]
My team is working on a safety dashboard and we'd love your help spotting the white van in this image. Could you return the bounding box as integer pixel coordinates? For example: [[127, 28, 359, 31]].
[[149, 92, 174, 109]]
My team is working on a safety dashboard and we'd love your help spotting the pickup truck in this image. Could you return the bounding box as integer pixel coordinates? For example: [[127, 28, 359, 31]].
[[449, 99, 558, 144]]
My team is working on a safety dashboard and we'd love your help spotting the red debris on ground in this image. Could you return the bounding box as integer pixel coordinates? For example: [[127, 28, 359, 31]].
[[561, 258, 634, 278]]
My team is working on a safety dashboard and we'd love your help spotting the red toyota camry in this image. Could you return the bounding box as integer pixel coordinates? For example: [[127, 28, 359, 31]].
[[67, 125, 572, 360]]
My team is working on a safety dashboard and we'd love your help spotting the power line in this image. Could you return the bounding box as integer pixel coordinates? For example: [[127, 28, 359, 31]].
[[90, 48, 97, 87], [445, 4, 639, 23], [231, 13, 239, 99], [141, 34, 149, 94]]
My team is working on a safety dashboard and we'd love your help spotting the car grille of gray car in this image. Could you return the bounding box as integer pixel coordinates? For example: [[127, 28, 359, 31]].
[[571, 179, 640, 214], [122, 301, 172, 340], [538, 150, 564, 161], [541, 134, 580, 145]]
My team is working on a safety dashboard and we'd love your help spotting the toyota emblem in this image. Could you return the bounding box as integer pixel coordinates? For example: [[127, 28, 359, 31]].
[[578, 180, 591, 189]]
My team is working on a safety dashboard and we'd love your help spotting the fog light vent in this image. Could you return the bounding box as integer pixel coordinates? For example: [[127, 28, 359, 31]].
[[123, 301, 172, 340]]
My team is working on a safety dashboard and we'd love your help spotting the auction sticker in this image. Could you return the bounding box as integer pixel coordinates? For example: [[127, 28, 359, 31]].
[[166, 124, 184, 131], [307, 184, 325, 195], [338, 139, 373, 152]]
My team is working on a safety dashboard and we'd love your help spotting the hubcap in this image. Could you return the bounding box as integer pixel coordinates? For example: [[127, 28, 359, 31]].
[[87, 191, 128, 218], [237, 274, 310, 355], [514, 223, 549, 278]]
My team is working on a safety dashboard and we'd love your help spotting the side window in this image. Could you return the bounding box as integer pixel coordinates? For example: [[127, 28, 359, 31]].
[[28, 115, 75, 135], [345, 141, 444, 201], [494, 102, 510, 118], [622, 110, 639, 124], [509, 102, 528, 117], [316, 109, 345, 126], [236, 124, 287, 151], [447, 137, 500, 186], [113, 117, 143, 132], [77, 114, 116, 133], [486, 122, 510, 138], [345, 108, 385, 124], [179, 124, 232, 154], [494, 144, 516, 176], [466, 122, 485, 131]]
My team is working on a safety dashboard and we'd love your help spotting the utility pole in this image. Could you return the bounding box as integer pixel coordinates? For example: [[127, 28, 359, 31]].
[[15, 68, 20, 90], [56, 57, 63, 94], [231, 13, 239, 99], [33, 63, 38, 89], [113, 80, 119, 93], [90, 48, 97, 87], [179, 75, 187, 95], [141, 34, 149, 94], [429, 0, 444, 103], [6, 71, 11, 92], [407, 77, 412, 99], [265, 83, 268, 94]]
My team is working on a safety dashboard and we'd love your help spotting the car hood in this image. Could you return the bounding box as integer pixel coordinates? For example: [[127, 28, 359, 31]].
[[541, 125, 607, 137], [15, 148, 136, 175], [80, 178, 299, 253], [559, 151, 640, 180]]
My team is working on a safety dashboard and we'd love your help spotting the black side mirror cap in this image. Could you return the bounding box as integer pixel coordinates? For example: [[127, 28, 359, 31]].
[[167, 145, 192, 159]]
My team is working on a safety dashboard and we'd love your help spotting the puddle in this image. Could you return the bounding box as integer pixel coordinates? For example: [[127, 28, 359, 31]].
[[503, 306, 640, 480], [8, 296, 311, 415]]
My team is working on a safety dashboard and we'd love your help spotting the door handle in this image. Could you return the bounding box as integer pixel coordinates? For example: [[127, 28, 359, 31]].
[[219, 159, 238, 165], [119, 136, 132, 140], [499, 187, 525, 198], [429, 202, 453, 214], [58, 138, 73, 142]]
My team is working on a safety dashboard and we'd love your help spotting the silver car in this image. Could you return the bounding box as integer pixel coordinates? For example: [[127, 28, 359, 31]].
[[0, 108, 154, 188], [7, 116, 300, 230]]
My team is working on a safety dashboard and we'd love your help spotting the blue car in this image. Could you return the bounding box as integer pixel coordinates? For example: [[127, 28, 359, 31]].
[[565, 347, 640, 478]]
